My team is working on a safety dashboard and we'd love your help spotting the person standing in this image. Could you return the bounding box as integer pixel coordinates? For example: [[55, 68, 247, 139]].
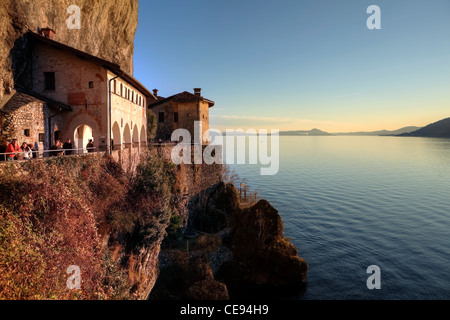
[[5, 139, 19, 161], [49, 139, 64, 157], [63, 139, 73, 156], [86, 139, 94, 153]]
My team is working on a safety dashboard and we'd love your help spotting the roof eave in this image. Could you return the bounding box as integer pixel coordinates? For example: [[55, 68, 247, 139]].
[[14, 87, 73, 112], [28, 31, 155, 100]]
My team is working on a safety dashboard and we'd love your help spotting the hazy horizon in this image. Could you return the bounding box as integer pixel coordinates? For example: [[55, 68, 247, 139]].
[[134, 0, 450, 132], [210, 124, 426, 134]]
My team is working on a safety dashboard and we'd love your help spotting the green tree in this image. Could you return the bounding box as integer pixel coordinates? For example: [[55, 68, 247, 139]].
[[147, 110, 157, 142]]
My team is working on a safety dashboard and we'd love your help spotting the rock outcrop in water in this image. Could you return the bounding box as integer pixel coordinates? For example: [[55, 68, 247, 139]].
[[0, 0, 138, 102], [221, 199, 309, 292], [151, 183, 309, 299]]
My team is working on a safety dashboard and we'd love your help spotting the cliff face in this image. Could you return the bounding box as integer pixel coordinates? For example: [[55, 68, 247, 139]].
[[0, 0, 138, 101], [151, 183, 309, 300]]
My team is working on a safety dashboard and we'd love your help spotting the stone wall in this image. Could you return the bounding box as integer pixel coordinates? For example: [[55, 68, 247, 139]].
[[154, 144, 223, 197], [150, 101, 210, 144], [0, 92, 64, 154], [111, 143, 146, 175], [30, 41, 108, 152], [181, 163, 223, 197]]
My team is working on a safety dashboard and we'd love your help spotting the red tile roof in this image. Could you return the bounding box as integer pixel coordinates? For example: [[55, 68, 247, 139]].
[[148, 91, 215, 108]]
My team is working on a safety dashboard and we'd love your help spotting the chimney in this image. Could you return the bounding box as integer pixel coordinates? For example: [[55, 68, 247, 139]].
[[194, 88, 202, 97], [153, 89, 159, 97], [40, 28, 56, 40]]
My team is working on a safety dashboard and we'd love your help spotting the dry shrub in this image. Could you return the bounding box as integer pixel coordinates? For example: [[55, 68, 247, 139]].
[[0, 150, 182, 300], [193, 234, 222, 252], [0, 155, 130, 299]]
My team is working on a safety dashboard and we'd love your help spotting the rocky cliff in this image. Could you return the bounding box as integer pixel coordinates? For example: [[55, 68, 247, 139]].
[[151, 183, 309, 300], [0, 0, 138, 102]]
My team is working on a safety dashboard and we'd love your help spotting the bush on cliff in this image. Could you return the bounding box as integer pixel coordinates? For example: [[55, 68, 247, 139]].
[[0, 151, 180, 300], [0, 156, 125, 299]]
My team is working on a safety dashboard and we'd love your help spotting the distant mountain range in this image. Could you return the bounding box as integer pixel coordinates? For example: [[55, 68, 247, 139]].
[[399, 117, 450, 138], [334, 126, 422, 136], [219, 117, 450, 138], [279, 128, 331, 136], [278, 126, 421, 136]]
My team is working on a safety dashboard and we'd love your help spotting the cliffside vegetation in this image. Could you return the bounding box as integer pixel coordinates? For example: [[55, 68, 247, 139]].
[[0, 151, 184, 300], [0, 147, 308, 300]]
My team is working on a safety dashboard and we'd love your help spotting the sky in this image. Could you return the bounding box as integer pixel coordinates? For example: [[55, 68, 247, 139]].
[[133, 0, 450, 132]]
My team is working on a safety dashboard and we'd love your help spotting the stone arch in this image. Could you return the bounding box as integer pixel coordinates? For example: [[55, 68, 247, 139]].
[[123, 123, 131, 145], [112, 121, 121, 148], [132, 125, 139, 143], [66, 113, 101, 152], [74, 125, 94, 153], [140, 125, 146, 143]]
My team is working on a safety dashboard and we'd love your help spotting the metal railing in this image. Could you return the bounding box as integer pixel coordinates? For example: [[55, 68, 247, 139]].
[[238, 187, 258, 207], [0, 147, 98, 161]]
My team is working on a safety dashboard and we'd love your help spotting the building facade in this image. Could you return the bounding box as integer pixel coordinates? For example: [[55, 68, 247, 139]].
[[0, 30, 154, 169], [148, 88, 214, 144]]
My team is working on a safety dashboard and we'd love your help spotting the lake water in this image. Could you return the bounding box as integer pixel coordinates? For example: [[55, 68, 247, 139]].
[[227, 136, 450, 300]]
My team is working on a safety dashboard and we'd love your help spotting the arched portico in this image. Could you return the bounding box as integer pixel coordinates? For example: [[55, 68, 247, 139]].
[[65, 114, 101, 153]]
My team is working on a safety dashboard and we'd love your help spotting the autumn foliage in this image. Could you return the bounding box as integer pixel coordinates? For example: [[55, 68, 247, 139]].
[[0, 151, 178, 300]]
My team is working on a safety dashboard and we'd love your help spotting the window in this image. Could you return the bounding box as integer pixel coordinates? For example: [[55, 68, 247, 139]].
[[113, 80, 117, 93], [120, 83, 123, 97], [174, 112, 179, 123], [158, 112, 164, 123], [89, 81, 94, 89], [131, 91, 134, 103], [44, 72, 55, 90], [24, 129, 30, 137]]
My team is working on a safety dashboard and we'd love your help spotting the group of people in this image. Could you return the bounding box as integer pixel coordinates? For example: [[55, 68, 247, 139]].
[[49, 138, 95, 157], [49, 139, 70, 157], [1, 139, 37, 161], [1, 138, 96, 161]]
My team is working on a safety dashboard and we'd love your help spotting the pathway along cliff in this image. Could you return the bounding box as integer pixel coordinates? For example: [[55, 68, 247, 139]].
[[149, 182, 309, 300]]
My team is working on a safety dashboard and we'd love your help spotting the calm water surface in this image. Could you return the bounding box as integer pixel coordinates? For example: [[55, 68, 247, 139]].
[[227, 136, 450, 300]]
